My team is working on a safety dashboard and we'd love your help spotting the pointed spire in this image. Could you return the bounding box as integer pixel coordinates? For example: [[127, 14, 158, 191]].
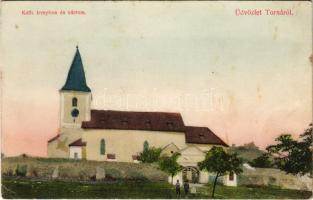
[[61, 47, 91, 92]]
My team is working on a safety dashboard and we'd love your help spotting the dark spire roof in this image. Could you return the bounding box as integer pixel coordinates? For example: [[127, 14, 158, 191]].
[[61, 46, 91, 92]]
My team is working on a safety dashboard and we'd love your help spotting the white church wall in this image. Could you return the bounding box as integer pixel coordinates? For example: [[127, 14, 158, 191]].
[[82, 129, 186, 162], [177, 145, 206, 167], [199, 171, 209, 183], [161, 143, 180, 156]]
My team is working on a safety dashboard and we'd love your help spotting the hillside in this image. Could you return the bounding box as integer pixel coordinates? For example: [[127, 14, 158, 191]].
[[229, 142, 265, 162]]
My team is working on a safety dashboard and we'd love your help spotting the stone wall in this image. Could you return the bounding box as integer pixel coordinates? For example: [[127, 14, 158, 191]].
[[2, 156, 168, 182], [238, 167, 312, 191]]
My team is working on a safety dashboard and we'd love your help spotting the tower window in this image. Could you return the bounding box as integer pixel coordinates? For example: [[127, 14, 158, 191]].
[[72, 97, 78, 107], [100, 139, 106, 155]]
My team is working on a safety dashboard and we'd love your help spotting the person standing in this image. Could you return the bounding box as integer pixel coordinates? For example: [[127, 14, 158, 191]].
[[175, 180, 181, 198], [184, 181, 190, 197]]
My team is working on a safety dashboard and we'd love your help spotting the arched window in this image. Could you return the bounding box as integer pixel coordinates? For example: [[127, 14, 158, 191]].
[[100, 139, 105, 155], [72, 97, 78, 107], [143, 140, 149, 151]]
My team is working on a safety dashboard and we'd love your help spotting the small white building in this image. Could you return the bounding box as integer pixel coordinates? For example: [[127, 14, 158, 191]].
[[69, 138, 86, 159]]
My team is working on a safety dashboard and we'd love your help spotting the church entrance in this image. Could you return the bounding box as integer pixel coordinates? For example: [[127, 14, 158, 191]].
[[182, 166, 199, 183]]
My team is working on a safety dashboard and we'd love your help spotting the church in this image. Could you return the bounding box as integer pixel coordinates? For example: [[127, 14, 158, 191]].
[[47, 47, 236, 185]]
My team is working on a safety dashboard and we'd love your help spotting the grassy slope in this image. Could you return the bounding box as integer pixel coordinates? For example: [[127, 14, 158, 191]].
[[2, 177, 312, 199]]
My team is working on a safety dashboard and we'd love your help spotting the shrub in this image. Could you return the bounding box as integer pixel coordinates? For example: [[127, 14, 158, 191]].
[[158, 153, 182, 184], [249, 153, 272, 168], [15, 165, 27, 176], [138, 147, 162, 163]]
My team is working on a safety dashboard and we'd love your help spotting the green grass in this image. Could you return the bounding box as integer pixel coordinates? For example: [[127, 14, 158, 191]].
[[2, 177, 194, 199], [198, 184, 312, 199], [2, 177, 312, 199]]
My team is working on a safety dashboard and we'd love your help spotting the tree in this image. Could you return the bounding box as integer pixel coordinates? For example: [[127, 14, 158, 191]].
[[158, 153, 182, 184], [249, 153, 272, 168], [138, 147, 162, 163], [198, 146, 243, 198], [266, 124, 312, 176]]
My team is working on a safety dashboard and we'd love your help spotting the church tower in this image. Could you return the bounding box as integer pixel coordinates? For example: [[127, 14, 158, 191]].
[[60, 46, 92, 128]]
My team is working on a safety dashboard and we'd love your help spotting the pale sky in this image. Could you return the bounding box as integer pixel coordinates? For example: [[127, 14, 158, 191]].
[[1, 1, 312, 156]]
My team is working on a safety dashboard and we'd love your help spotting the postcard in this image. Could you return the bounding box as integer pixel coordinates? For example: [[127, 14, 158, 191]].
[[1, 1, 312, 199]]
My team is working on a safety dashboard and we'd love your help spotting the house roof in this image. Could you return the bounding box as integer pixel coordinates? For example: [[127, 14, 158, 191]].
[[178, 144, 205, 153], [185, 126, 228, 147], [81, 110, 227, 146], [47, 134, 60, 143], [162, 142, 179, 150], [68, 138, 86, 147], [61, 47, 91, 92], [81, 110, 186, 132]]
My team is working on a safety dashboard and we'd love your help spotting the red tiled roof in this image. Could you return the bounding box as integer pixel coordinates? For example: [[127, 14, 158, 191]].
[[82, 110, 185, 132], [80, 110, 227, 146], [185, 126, 228, 147], [48, 134, 60, 143], [68, 138, 86, 147]]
